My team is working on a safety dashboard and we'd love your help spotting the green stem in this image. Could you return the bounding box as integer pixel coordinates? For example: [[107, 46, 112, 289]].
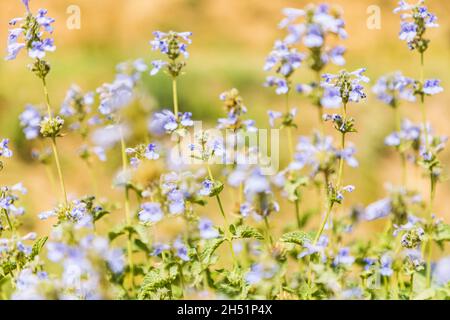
[[50, 138, 68, 205], [409, 273, 414, 300], [295, 199, 301, 229], [42, 78, 68, 205], [394, 105, 407, 186], [207, 165, 238, 264], [172, 78, 179, 119], [263, 216, 274, 247], [119, 127, 135, 293], [313, 200, 333, 244]]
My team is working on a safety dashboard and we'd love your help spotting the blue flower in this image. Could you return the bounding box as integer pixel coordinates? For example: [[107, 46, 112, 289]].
[[385, 119, 421, 147], [263, 40, 304, 77], [267, 110, 282, 127], [97, 78, 134, 116], [0, 139, 13, 158], [149, 110, 182, 134], [372, 72, 415, 106], [333, 247, 355, 267], [198, 218, 219, 239], [433, 256, 450, 286], [298, 235, 328, 260], [150, 31, 192, 59], [151, 243, 170, 256], [138, 202, 163, 223], [199, 179, 214, 196], [380, 254, 393, 277], [364, 198, 392, 221], [423, 79, 443, 95], [321, 86, 342, 108], [106, 249, 125, 274], [321, 68, 369, 105], [264, 76, 289, 95], [150, 60, 167, 76], [144, 143, 160, 160], [5, 5, 56, 61], [173, 238, 190, 261]]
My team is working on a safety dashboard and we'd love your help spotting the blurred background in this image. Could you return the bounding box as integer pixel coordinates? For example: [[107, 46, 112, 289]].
[[0, 0, 449, 250]]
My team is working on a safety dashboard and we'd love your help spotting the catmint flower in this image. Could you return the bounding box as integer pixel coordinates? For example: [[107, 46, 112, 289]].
[[364, 198, 392, 221], [394, 1, 438, 52], [292, 132, 336, 176], [149, 31, 192, 77], [264, 76, 289, 95], [0, 139, 13, 158], [264, 40, 304, 77], [151, 243, 170, 256], [150, 60, 167, 76], [138, 202, 163, 223], [333, 247, 355, 267], [372, 72, 416, 106], [60, 85, 94, 118], [198, 218, 219, 239], [336, 145, 359, 168], [380, 254, 393, 277], [106, 248, 125, 274], [115, 59, 148, 85], [6, 4, 56, 61], [321, 68, 369, 105], [321, 86, 342, 108], [422, 79, 443, 95], [173, 238, 190, 261], [298, 235, 328, 260], [385, 119, 421, 147], [149, 109, 193, 135], [433, 257, 450, 286], [97, 79, 133, 116], [279, 4, 347, 72], [267, 110, 283, 127], [198, 179, 214, 196], [145, 143, 159, 160], [19, 105, 42, 140]]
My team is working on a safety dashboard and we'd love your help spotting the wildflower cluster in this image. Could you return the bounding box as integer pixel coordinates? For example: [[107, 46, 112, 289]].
[[0, 0, 449, 301]]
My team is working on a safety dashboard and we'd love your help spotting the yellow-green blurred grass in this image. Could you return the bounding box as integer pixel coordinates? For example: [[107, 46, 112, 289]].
[[0, 0, 449, 256]]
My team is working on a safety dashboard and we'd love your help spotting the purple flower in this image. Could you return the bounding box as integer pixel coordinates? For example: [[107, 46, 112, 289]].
[[267, 110, 282, 127], [423, 79, 443, 95], [364, 198, 391, 221], [264, 76, 289, 95], [150, 60, 167, 76], [380, 254, 393, 277], [0, 139, 13, 158], [198, 218, 219, 239], [321, 86, 342, 108], [173, 238, 190, 261], [144, 143, 160, 160], [333, 247, 355, 267], [199, 179, 214, 196], [138, 202, 163, 223], [372, 72, 416, 106]]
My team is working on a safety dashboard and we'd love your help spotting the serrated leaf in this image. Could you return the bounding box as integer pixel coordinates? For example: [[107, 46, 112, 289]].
[[209, 181, 224, 197], [30, 236, 48, 260], [280, 231, 311, 246], [434, 223, 450, 242], [200, 238, 225, 265], [233, 225, 264, 240]]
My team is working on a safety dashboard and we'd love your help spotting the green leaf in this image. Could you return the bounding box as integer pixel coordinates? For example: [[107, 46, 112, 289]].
[[134, 239, 151, 254], [280, 231, 311, 246], [200, 237, 225, 265], [209, 181, 224, 197], [138, 266, 178, 300], [434, 223, 450, 242], [30, 236, 48, 260], [233, 225, 264, 240]]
